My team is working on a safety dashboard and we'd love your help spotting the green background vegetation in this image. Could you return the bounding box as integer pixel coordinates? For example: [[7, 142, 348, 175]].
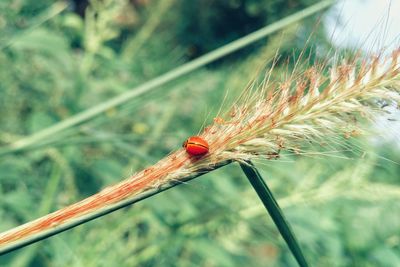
[[0, 0, 399, 266]]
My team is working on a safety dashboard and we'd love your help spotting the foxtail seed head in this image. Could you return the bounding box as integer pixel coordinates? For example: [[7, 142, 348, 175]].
[[191, 49, 400, 169]]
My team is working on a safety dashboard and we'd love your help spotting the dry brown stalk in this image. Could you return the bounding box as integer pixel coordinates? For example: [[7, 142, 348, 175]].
[[0, 48, 399, 251]]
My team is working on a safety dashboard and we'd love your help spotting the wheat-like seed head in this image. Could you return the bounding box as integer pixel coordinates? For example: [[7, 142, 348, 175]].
[[1, 48, 399, 247], [194, 49, 400, 166]]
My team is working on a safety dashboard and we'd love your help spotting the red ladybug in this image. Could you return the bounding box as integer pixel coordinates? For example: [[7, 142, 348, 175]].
[[183, 136, 209, 156]]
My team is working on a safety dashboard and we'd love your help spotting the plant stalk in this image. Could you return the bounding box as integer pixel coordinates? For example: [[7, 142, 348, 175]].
[[0, 160, 232, 256], [240, 161, 309, 267]]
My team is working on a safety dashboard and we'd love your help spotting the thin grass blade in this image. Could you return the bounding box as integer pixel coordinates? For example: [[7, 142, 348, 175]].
[[240, 160, 309, 267]]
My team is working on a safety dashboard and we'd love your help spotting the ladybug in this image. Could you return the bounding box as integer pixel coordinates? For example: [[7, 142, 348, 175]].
[[183, 136, 209, 156]]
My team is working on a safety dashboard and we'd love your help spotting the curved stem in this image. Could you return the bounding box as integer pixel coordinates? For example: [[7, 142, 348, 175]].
[[240, 160, 309, 267], [0, 160, 232, 255]]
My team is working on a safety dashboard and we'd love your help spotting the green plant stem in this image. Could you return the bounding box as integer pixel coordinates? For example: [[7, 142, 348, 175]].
[[239, 161, 309, 267], [0, 0, 335, 156], [0, 160, 232, 256]]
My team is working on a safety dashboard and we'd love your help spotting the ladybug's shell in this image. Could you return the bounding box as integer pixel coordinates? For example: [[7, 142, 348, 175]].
[[183, 136, 209, 156]]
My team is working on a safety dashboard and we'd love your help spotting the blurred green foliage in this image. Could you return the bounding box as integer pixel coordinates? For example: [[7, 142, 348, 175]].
[[0, 0, 399, 266]]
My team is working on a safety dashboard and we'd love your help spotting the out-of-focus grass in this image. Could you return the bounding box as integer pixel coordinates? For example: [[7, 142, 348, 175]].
[[0, 0, 399, 266]]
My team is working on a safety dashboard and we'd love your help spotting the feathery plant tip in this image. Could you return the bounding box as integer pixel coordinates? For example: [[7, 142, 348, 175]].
[[1, 48, 399, 252], [199, 48, 400, 163]]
